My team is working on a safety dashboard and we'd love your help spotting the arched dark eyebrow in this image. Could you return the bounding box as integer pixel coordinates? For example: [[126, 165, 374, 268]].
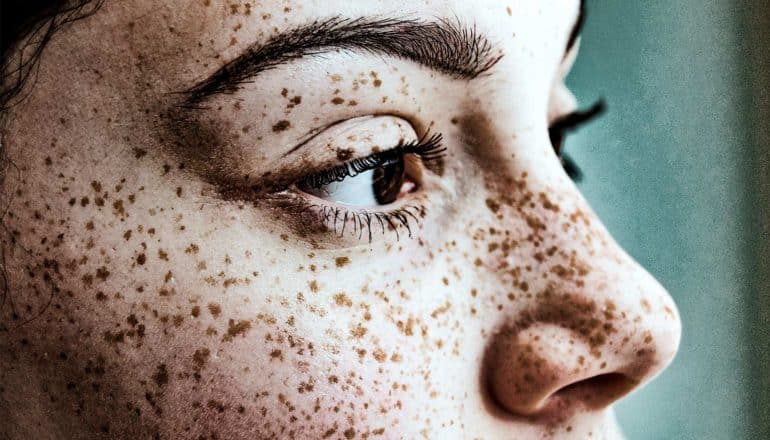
[[183, 16, 502, 106], [566, 0, 586, 55]]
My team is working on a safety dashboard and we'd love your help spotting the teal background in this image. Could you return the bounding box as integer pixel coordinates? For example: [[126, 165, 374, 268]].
[[567, 1, 770, 439]]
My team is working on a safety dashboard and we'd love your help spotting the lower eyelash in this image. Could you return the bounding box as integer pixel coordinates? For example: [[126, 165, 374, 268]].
[[304, 203, 426, 243], [272, 192, 427, 243]]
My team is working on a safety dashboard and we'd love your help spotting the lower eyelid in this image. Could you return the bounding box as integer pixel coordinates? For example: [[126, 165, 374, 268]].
[[263, 189, 431, 245]]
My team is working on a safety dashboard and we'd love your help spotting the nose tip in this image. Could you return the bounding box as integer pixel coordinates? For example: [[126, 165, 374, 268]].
[[485, 287, 681, 419]]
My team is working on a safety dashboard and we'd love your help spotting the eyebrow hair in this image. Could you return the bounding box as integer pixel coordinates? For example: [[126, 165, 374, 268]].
[[566, 0, 586, 54], [183, 16, 502, 106]]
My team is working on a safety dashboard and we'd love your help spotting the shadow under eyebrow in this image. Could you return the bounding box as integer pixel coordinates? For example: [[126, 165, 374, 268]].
[[182, 16, 503, 107]]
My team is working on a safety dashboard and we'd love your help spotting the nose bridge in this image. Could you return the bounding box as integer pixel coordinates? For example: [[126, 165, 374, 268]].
[[478, 164, 682, 417]]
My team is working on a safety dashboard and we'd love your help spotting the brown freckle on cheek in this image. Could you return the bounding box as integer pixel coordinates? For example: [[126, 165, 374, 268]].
[[486, 198, 501, 214], [331, 97, 345, 105], [207, 303, 221, 318], [191, 305, 200, 317], [136, 253, 146, 265], [152, 364, 169, 387], [223, 319, 252, 342], [272, 120, 291, 132], [333, 293, 352, 307], [335, 256, 350, 268]]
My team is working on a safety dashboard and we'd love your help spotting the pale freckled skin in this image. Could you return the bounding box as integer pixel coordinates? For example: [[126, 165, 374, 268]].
[[0, 1, 681, 439]]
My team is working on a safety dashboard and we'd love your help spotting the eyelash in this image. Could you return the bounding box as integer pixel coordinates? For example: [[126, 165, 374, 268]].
[[549, 99, 606, 181], [297, 132, 445, 189], [286, 132, 446, 242]]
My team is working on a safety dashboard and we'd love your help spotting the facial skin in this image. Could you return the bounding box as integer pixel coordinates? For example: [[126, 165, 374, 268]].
[[0, 1, 681, 439]]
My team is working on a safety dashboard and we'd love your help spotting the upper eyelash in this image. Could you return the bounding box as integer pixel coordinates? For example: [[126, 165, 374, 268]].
[[297, 132, 445, 189]]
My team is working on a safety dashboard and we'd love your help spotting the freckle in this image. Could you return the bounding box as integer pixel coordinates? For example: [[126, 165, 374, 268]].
[[281, 88, 288, 97], [152, 364, 169, 387], [331, 97, 345, 105], [373, 79, 382, 87], [506, 6, 512, 16], [191, 306, 200, 317], [333, 293, 352, 307], [335, 256, 350, 268], [207, 303, 221, 318], [95, 266, 110, 281], [158, 249, 169, 261], [272, 120, 291, 132], [176, 187, 183, 197], [309, 280, 319, 293], [223, 319, 252, 342]]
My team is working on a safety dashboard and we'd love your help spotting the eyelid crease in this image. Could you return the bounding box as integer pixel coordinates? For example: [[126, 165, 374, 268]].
[[282, 116, 378, 159]]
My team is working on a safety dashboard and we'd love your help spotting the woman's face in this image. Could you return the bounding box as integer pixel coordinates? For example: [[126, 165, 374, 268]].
[[0, 0, 681, 438]]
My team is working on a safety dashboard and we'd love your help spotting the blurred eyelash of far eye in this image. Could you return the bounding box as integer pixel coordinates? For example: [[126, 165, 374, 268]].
[[549, 99, 606, 181]]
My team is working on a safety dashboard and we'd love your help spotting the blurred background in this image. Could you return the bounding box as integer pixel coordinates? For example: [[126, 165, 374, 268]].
[[567, 1, 769, 438]]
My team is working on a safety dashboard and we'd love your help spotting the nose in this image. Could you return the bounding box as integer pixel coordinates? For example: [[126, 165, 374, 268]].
[[482, 182, 682, 419]]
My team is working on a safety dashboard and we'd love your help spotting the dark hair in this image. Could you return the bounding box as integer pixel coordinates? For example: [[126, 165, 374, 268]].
[[0, 0, 101, 110]]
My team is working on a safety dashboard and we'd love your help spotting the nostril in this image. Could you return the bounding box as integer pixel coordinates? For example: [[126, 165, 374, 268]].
[[551, 373, 639, 411]]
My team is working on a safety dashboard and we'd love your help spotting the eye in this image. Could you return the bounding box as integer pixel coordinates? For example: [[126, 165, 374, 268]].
[[273, 129, 446, 243], [296, 133, 444, 208], [549, 99, 606, 181]]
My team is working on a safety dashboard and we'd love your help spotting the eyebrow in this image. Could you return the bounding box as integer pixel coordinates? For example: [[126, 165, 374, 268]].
[[566, 0, 586, 55], [183, 16, 502, 106]]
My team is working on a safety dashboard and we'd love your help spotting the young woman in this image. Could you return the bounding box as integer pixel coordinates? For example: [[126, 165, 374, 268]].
[[0, 1, 681, 438]]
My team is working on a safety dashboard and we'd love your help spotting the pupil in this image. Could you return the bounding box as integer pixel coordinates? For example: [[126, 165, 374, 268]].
[[372, 156, 406, 204]]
